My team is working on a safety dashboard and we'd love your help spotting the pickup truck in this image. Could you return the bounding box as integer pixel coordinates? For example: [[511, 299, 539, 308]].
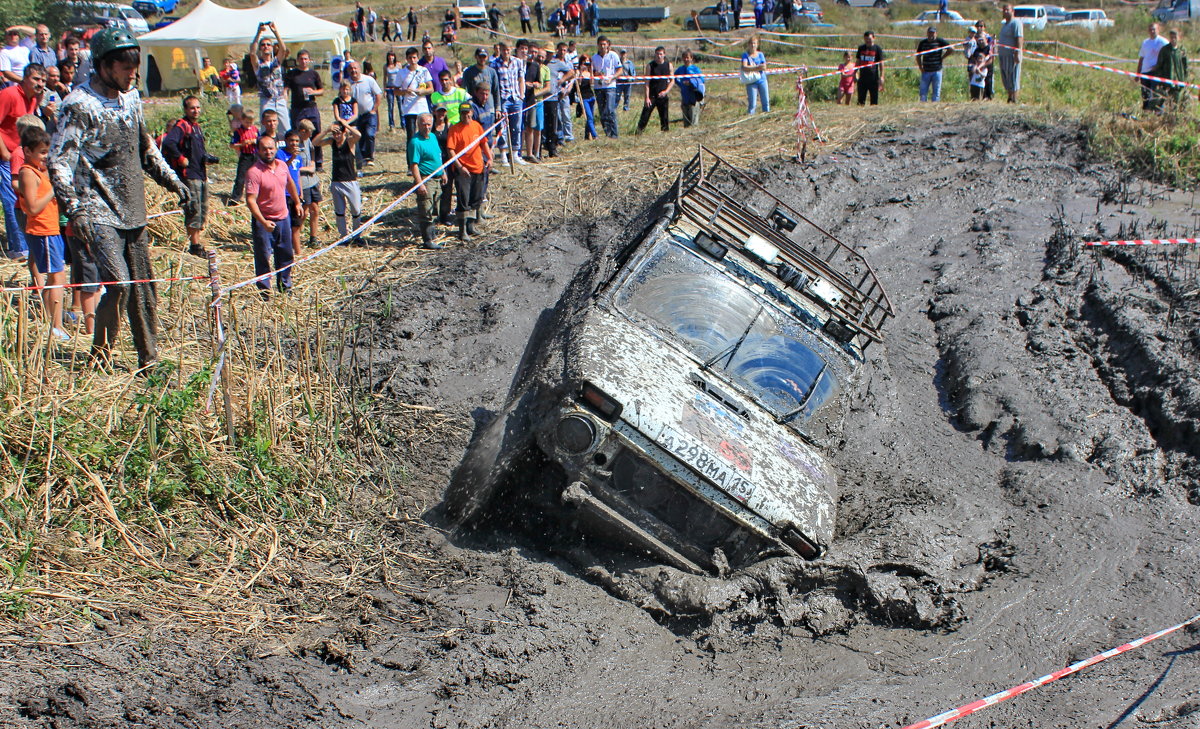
[[445, 147, 894, 574], [597, 6, 670, 31]]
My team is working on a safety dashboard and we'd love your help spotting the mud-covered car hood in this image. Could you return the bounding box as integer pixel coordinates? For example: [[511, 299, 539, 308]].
[[568, 306, 838, 547]]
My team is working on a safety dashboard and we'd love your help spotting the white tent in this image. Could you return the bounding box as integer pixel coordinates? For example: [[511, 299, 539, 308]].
[[138, 0, 349, 92]]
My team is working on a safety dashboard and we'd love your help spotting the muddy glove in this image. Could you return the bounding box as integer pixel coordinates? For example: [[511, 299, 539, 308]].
[[70, 213, 97, 252], [175, 181, 192, 209]]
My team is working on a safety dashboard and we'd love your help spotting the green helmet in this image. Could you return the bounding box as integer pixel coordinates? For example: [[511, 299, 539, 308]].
[[90, 27, 140, 63]]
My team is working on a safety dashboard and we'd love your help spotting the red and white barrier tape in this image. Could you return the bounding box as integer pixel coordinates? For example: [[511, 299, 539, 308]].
[[1001, 43, 1200, 91], [900, 612, 1200, 729], [1, 274, 205, 294], [1085, 237, 1200, 247]]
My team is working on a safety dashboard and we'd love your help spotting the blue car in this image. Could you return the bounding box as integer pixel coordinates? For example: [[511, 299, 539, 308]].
[[133, 0, 177, 16]]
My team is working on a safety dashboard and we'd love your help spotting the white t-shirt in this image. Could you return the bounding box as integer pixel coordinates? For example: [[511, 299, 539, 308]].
[[0, 44, 31, 79], [351, 75, 382, 114], [591, 50, 620, 89], [397, 65, 432, 115], [1139, 36, 1169, 72]]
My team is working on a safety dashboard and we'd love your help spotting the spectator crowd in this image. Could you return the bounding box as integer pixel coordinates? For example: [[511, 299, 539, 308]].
[[0, 5, 1192, 369]]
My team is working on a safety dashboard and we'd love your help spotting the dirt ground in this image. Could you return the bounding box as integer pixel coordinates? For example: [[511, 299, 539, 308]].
[[5, 113, 1200, 729]]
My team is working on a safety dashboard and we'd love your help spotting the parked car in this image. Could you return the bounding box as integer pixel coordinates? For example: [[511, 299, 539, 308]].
[[1011, 4, 1049, 29], [150, 13, 178, 29], [66, 2, 150, 34], [686, 6, 736, 30], [687, 1, 823, 29], [892, 9, 978, 27], [457, 0, 487, 26], [597, 6, 670, 32], [1044, 5, 1068, 22], [131, 0, 177, 16], [1056, 8, 1113, 27], [1152, 0, 1200, 22], [835, 0, 890, 8], [444, 147, 894, 575]]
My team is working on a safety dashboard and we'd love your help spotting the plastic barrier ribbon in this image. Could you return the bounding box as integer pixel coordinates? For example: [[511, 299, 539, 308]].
[[1084, 237, 1200, 246], [899, 612, 1200, 729]]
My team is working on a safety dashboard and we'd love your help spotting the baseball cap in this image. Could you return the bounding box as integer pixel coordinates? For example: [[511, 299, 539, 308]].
[[475, 47, 488, 57], [459, 101, 473, 111]]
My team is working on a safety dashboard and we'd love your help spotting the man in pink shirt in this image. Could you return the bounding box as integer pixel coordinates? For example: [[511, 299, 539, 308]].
[[245, 135, 300, 296]]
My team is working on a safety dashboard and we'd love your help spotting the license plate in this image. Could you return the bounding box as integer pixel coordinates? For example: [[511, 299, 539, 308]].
[[656, 424, 756, 503]]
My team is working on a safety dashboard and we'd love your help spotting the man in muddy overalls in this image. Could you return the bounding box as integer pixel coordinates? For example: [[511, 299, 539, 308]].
[[49, 28, 189, 371]]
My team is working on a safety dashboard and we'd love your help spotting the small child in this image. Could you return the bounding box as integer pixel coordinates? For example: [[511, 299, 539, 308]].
[[333, 81, 358, 126], [278, 130, 307, 258], [219, 56, 241, 106], [969, 48, 988, 101], [296, 119, 322, 252], [837, 51, 856, 105], [17, 126, 68, 341], [228, 105, 259, 204]]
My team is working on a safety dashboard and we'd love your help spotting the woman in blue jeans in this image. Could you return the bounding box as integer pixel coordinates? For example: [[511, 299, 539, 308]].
[[384, 51, 403, 130], [577, 57, 598, 140], [742, 35, 770, 114]]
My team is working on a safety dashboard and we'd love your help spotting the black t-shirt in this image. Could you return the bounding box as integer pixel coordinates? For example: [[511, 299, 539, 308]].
[[856, 43, 884, 78], [916, 37, 950, 72], [286, 68, 323, 112], [524, 58, 541, 103], [647, 59, 671, 97], [331, 139, 357, 182]]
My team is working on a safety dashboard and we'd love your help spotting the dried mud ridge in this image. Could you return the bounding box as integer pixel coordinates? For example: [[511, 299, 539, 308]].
[[7, 114, 1200, 729]]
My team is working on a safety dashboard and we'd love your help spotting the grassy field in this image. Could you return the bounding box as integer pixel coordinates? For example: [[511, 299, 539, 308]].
[[1, 0, 1195, 639]]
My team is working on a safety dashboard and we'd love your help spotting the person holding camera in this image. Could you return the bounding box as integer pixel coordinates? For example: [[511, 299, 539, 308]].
[[161, 94, 219, 257], [250, 22, 291, 133]]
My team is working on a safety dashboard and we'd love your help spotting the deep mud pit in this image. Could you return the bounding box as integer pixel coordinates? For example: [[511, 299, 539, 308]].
[[6, 114, 1200, 729]]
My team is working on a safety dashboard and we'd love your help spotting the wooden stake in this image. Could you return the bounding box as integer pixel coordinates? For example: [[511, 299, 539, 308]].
[[207, 251, 236, 446]]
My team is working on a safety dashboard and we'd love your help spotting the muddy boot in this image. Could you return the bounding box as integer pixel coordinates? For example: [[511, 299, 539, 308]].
[[457, 217, 472, 242], [465, 213, 479, 238], [421, 222, 442, 249], [479, 200, 493, 219]]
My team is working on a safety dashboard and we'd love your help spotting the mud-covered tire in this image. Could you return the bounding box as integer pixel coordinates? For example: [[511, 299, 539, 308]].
[[443, 392, 536, 525]]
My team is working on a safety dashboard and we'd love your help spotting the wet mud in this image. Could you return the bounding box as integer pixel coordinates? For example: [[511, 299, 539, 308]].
[[6, 114, 1200, 729]]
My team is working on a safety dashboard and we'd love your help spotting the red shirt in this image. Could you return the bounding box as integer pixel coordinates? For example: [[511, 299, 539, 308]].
[[244, 158, 291, 220], [0, 84, 40, 153], [446, 120, 487, 174]]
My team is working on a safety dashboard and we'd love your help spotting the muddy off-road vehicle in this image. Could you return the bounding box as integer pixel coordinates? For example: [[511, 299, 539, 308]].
[[446, 148, 894, 574]]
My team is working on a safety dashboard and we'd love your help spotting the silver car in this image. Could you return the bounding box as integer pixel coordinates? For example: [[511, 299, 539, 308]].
[[445, 148, 894, 574]]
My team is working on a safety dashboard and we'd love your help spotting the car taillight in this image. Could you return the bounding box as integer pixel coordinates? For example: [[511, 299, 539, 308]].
[[578, 382, 623, 422]]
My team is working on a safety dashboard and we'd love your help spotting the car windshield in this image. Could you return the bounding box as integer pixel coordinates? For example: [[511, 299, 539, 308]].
[[615, 240, 838, 422], [1014, 8, 1039, 16]]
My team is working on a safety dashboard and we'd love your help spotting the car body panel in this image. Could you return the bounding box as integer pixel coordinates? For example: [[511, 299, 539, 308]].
[[1012, 5, 1048, 29]]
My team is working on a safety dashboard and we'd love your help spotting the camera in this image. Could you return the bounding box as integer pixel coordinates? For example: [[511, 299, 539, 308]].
[[204, 154, 220, 164]]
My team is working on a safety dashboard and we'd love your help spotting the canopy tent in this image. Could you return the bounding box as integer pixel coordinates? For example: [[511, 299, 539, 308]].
[[138, 0, 349, 92]]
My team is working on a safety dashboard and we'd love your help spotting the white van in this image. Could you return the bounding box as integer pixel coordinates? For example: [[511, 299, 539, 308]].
[[1012, 4, 1048, 29], [68, 2, 151, 34]]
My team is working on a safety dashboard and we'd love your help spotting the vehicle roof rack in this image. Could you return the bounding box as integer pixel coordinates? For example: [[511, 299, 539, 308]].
[[672, 146, 895, 347]]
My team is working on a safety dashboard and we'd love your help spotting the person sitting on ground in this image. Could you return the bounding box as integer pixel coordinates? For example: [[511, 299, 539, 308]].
[[314, 121, 365, 243], [408, 111, 445, 249], [17, 125, 68, 341]]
